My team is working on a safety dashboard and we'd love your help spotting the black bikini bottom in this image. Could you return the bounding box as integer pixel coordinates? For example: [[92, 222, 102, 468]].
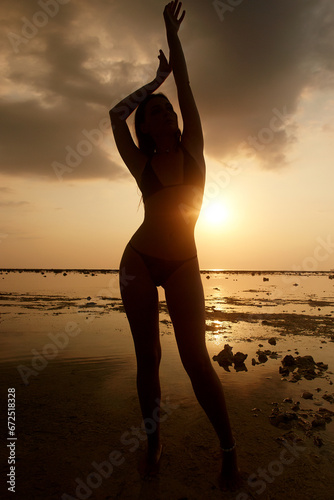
[[128, 242, 197, 287]]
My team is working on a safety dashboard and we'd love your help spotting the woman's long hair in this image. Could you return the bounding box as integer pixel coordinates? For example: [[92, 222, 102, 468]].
[[135, 93, 180, 156]]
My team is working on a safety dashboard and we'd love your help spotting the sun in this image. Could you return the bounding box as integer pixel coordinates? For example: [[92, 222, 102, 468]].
[[202, 201, 229, 226]]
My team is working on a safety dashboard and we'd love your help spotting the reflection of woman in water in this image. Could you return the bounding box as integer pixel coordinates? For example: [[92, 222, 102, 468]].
[[109, 0, 239, 488]]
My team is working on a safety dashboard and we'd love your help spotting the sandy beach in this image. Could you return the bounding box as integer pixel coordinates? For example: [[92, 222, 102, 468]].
[[1, 269, 334, 499]]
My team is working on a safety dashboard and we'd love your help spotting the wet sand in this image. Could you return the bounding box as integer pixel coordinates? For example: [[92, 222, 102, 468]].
[[0, 269, 334, 499]]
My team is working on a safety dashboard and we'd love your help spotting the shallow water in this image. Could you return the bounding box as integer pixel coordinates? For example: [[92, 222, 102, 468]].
[[1, 269, 334, 416], [1, 269, 333, 364]]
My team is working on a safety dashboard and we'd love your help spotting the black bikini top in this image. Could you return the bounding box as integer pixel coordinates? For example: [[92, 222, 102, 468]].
[[139, 143, 204, 202]]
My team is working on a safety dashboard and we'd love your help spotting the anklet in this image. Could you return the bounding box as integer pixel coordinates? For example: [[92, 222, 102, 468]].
[[220, 440, 236, 452]]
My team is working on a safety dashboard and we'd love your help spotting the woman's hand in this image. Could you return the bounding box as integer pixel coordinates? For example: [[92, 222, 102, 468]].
[[156, 49, 171, 78], [163, 1, 185, 34]]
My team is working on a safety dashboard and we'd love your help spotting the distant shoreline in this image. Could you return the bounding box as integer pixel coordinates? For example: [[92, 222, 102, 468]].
[[1, 268, 333, 276]]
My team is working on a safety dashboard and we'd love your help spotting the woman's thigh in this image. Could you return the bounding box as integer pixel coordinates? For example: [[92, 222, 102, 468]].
[[164, 257, 210, 371], [120, 243, 160, 360]]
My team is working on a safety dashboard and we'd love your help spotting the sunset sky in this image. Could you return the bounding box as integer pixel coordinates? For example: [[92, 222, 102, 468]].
[[1, 0, 334, 270]]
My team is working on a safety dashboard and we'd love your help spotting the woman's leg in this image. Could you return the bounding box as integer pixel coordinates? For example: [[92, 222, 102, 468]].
[[164, 258, 239, 486], [119, 244, 162, 471]]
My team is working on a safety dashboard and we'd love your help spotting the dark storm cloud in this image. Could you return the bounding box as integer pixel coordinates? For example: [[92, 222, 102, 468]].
[[192, 0, 334, 166], [0, 0, 334, 179]]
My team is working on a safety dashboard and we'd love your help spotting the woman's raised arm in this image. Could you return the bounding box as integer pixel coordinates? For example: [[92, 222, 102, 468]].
[[163, 1, 204, 159], [109, 51, 171, 178]]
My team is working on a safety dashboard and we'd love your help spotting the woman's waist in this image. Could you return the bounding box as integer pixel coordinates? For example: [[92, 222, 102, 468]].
[[141, 207, 200, 228], [142, 188, 203, 223], [130, 226, 197, 260]]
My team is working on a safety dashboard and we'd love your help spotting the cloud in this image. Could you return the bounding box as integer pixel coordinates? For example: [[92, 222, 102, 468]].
[[1, 0, 334, 180], [0, 96, 126, 181], [191, 0, 334, 167], [0, 200, 30, 208], [0, 187, 14, 194]]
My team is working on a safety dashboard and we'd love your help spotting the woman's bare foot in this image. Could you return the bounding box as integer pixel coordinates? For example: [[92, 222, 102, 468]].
[[219, 447, 242, 491], [138, 443, 163, 479]]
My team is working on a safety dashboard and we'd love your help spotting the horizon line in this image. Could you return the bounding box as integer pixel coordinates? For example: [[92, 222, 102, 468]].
[[1, 268, 333, 274]]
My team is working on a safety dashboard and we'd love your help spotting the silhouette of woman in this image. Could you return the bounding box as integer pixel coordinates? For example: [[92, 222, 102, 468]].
[[109, 0, 240, 488]]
